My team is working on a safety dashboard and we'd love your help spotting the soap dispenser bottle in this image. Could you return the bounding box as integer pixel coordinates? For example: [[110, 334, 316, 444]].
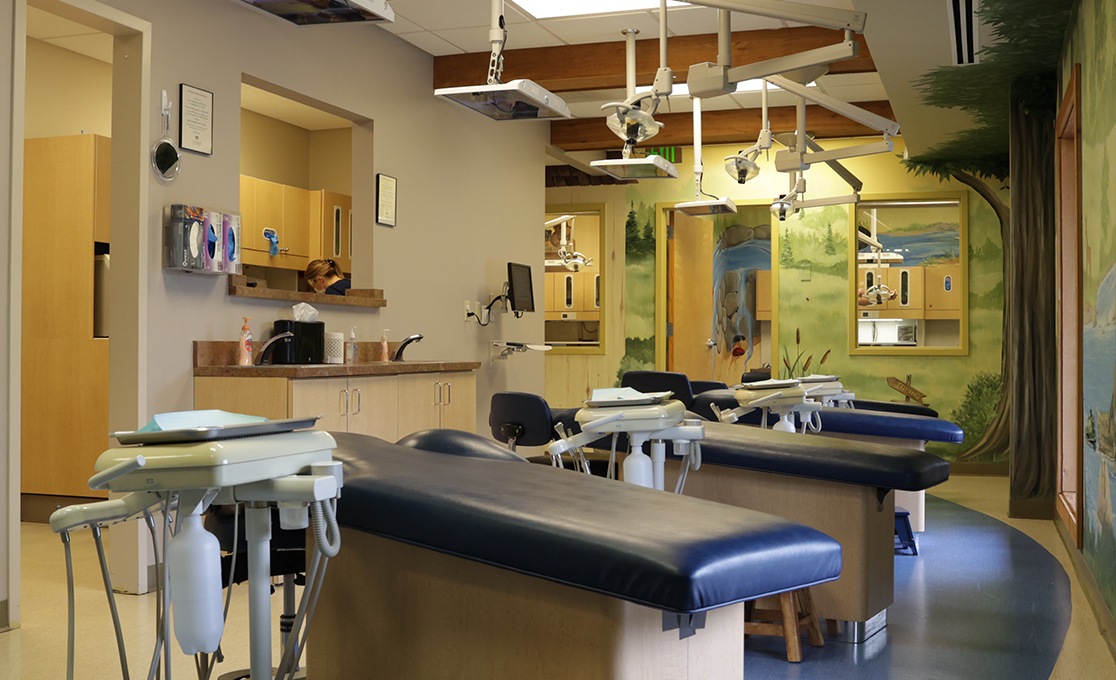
[[380, 330, 390, 361], [238, 317, 253, 366], [346, 327, 357, 364]]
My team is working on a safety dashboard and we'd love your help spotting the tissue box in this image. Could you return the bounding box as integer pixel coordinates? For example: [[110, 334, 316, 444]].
[[271, 320, 325, 364], [164, 204, 206, 272]]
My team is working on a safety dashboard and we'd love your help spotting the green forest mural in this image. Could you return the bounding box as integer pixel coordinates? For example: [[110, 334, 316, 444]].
[[617, 201, 658, 385], [611, 157, 1005, 463]]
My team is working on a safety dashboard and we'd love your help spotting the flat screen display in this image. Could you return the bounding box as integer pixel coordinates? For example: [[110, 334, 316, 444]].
[[507, 262, 535, 313]]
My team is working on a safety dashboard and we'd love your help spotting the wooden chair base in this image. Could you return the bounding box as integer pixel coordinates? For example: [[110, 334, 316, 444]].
[[744, 588, 825, 662]]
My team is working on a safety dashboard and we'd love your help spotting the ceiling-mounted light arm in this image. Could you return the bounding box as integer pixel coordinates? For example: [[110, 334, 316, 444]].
[[486, 0, 508, 85], [602, 24, 672, 159], [803, 136, 863, 192], [767, 75, 900, 138], [687, 34, 857, 100], [724, 80, 772, 183], [682, 0, 866, 33]]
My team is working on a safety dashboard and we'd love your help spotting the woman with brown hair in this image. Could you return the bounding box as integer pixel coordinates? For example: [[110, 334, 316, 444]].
[[304, 259, 351, 295]]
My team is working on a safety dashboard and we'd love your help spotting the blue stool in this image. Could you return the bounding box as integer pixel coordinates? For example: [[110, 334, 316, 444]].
[[895, 507, 918, 555]]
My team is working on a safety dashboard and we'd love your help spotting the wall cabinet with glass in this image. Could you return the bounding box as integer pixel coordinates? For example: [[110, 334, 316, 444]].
[[850, 194, 967, 354], [544, 207, 605, 352]]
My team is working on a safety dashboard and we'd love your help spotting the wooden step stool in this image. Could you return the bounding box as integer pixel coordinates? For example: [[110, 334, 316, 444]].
[[743, 588, 825, 662]]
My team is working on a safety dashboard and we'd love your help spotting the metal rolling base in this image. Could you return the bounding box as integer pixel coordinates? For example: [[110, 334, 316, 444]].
[[830, 609, 887, 644]]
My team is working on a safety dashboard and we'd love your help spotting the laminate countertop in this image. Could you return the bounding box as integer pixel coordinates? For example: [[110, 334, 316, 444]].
[[193, 361, 481, 379], [193, 341, 479, 378]]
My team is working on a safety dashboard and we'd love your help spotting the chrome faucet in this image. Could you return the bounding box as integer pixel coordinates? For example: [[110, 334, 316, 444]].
[[254, 331, 294, 365], [392, 333, 424, 361]]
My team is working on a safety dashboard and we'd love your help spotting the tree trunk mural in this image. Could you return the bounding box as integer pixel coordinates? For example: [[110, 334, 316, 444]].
[[1005, 81, 1058, 517]]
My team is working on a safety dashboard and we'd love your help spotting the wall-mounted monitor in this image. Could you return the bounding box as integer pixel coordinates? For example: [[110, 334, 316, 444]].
[[507, 262, 535, 313]]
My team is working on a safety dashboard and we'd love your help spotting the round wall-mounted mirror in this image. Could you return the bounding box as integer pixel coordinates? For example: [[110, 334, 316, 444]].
[[151, 138, 180, 182]]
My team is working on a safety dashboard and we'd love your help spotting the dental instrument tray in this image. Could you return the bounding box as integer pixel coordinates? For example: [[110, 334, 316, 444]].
[[738, 378, 800, 390], [797, 374, 839, 383], [584, 389, 673, 407], [111, 416, 320, 446]]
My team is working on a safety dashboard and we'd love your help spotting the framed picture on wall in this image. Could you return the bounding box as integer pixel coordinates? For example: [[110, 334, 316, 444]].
[[179, 84, 213, 155], [377, 173, 397, 227]]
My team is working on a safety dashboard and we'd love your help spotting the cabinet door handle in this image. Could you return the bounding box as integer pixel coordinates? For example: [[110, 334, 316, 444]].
[[353, 388, 362, 415], [340, 389, 349, 416], [434, 382, 443, 406], [444, 382, 452, 406]]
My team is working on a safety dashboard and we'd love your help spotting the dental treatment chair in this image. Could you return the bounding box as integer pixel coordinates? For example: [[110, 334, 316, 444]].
[[488, 391, 612, 475], [308, 431, 843, 679], [629, 371, 961, 533], [691, 385, 961, 532], [490, 389, 949, 644]]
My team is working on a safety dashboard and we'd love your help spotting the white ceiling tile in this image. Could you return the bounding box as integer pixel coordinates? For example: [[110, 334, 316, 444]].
[[654, 6, 722, 36], [539, 12, 662, 45], [433, 21, 565, 53], [386, 0, 492, 31], [396, 31, 466, 56], [376, 14, 425, 34], [503, 3, 536, 25]]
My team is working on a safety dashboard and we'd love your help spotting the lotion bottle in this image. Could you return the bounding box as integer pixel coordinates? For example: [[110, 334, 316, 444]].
[[346, 327, 357, 364], [238, 317, 253, 366], [380, 330, 390, 361]]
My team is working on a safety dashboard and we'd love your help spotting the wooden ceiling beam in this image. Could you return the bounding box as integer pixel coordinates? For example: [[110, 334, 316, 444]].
[[550, 101, 896, 151], [433, 26, 875, 93]]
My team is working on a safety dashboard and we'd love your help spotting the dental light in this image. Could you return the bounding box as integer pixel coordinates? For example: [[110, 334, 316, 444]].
[[590, 2, 679, 180], [544, 214, 594, 271], [725, 80, 773, 184], [434, 0, 571, 120]]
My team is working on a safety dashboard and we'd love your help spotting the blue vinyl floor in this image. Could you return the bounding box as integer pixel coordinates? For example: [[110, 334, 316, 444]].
[[744, 495, 1073, 679]]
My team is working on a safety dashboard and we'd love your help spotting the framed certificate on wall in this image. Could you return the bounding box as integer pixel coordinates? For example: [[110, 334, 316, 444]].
[[179, 84, 213, 155], [377, 173, 397, 227]]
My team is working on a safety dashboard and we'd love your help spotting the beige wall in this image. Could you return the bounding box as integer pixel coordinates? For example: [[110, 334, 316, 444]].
[[3, 0, 552, 616], [24, 37, 110, 138], [73, 0, 547, 426], [308, 127, 351, 194], [239, 108, 311, 188]]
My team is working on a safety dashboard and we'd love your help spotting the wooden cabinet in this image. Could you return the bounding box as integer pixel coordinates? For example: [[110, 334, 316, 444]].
[[311, 190, 353, 274], [396, 372, 477, 436], [290, 376, 399, 441], [923, 264, 962, 319], [858, 266, 925, 319], [883, 267, 924, 318], [545, 271, 600, 321], [755, 269, 772, 321], [194, 370, 475, 442], [239, 175, 310, 270], [22, 135, 112, 497]]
